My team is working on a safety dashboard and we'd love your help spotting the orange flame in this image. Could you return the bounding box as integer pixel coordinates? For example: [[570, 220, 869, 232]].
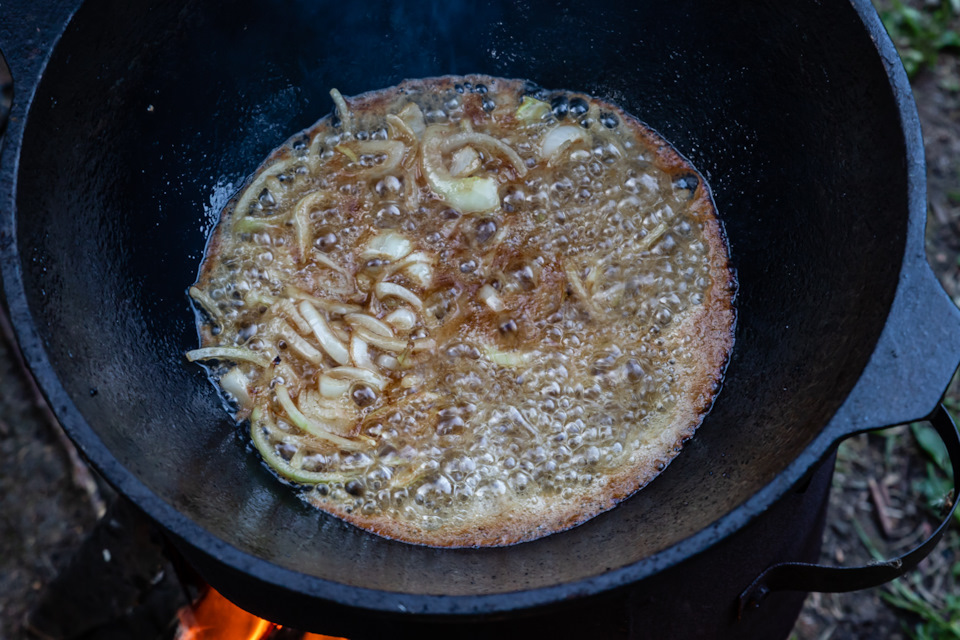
[[176, 587, 346, 640]]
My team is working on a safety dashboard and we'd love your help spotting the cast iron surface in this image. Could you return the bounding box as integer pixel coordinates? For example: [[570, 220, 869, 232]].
[[2, 0, 960, 626]]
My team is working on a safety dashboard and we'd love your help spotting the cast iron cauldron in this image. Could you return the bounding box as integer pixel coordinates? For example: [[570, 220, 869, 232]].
[[3, 0, 960, 638]]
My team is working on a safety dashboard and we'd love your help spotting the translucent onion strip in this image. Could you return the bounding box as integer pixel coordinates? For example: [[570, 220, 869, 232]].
[[386, 113, 417, 144], [299, 301, 351, 365], [276, 299, 313, 335], [637, 221, 670, 252], [319, 374, 352, 398], [421, 127, 526, 213], [244, 289, 276, 308], [326, 366, 389, 391], [562, 259, 601, 317], [374, 252, 434, 290], [398, 102, 426, 138], [483, 346, 535, 368], [411, 338, 436, 352], [449, 146, 481, 178], [354, 140, 406, 178], [278, 324, 325, 366], [515, 96, 551, 123], [362, 231, 412, 262], [219, 367, 252, 408], [355, 327, 408, 353], [250, 408, 349, 484], [293, 191, 329, 261], [186, 347, 272, 368], [375, 282, 423, 310], [233, 217, 284, 234], [232, 157, 298, 220], [385, 308, 417, 331], [330, 88, 353, 133], [477, 284, 504, 313], [350, 336, 375, 370], [188, 286, 222, 321], [377, 354, 401, 370], [345, 313, 394, 337], [404, 261, 433, 288], [275, 385, 365, 450], [285, 286, 362, 316], [541, 125, 587, 163]]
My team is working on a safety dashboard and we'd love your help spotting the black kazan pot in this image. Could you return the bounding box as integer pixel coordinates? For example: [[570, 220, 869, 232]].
[[2, 1, 960, 638]]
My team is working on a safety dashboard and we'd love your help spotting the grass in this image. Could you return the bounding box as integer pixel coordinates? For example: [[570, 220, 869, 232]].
[[874, 401, 960, 639], [879, 0, 960, 77]]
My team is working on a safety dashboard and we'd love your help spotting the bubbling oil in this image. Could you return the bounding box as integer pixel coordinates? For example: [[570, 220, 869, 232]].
[[190, 76, 729, 543]]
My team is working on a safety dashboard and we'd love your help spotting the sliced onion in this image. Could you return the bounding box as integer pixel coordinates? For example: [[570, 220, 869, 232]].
[[438, 131, 526, 174], [232, 157, 297, 219], [377, 354, 400, 370], [296, 390, 358, 436], [330, 88, 352, 132], [350, 336, 375, 370], [483, 346, 534, 368], [276, 299, 312, 335], [293, 191, 329, 260], [319, 374, 352, 398], [449, 146, 481, 178], [285, 286, 362, 316], [355, 327, 408, 353], [380, 251, 435, 284], [249, 409, 347, 484], [326, 366, 389, 391], [411, 338, 436, 352], [312, 253, 352, 280], [232, 217, 284, 234], [541, 125, 587, 162], [404, 261, 433, 288], [375, 281, 423, 310], [516, 96, 551, 123], [188, 286, 222, 321], [244, 290, 277, 308], [386, 113, 417, 144], [344, 312, 394, 337], [186, 347, 272, 368], [336, 140, 406, 179], [299, 301, 351, 365], [278, 324, 325, 366], [593, 282, 626, 306], [361, 230, 412, 262], [329, 321, 351, 344], [637, 221, 669, 252], [334, 144, 359, 162], [398, 102, 426, 138], [275, 385, 365, 450], [402, 374, 425, 390], [477, 284, 504, 313], [562, 259, 601, 317], [421, 127, 526, 213], [385, 308, 417, 331], [219, 367, 253, 408]]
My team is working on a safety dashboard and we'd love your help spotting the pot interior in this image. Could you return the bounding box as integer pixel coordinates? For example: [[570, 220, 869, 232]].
[[10, 0, 906, 598]]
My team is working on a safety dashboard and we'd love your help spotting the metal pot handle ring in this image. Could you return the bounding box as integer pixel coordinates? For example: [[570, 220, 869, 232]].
[[738, 403, 960, 618]]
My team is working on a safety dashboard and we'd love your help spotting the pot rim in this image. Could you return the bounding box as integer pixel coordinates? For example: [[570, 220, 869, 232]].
[[0, 0, 949, 617]]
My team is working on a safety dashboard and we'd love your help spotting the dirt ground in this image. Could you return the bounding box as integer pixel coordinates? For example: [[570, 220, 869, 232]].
[[1, 6, 959, 640]]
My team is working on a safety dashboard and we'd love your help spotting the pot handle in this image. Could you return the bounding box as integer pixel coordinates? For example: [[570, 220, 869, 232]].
[[738, 404, 960, 617]]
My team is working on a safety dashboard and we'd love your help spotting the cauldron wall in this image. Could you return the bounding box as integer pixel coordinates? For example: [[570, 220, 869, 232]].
[[11, 0, 904, 601]]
